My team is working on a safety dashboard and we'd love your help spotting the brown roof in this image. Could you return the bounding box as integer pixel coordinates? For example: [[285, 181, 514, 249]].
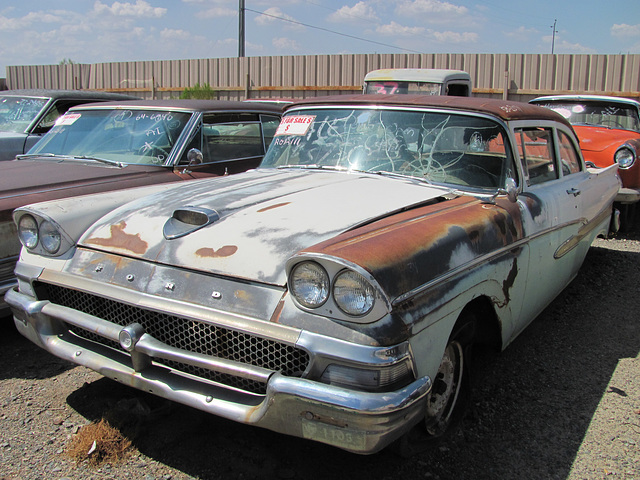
[[286, 94, 572, 127]]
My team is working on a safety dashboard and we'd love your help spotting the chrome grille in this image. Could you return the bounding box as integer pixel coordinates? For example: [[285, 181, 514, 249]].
[[41, 283, 309, 394]]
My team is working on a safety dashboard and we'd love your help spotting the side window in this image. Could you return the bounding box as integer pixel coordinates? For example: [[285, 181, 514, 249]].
[[557, 130, 582, 175], [515, 127, 557, 186], [261, 115, 281, 150]]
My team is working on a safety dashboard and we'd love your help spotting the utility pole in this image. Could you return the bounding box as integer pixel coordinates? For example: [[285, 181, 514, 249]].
[[238, 0, 245, 57], [550, 19, 558, 54]]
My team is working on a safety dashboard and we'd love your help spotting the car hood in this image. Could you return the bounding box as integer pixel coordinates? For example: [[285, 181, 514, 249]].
[[79, 168, 452, 286], [0, 157, 170, 210], [573, 125, 640, 153]]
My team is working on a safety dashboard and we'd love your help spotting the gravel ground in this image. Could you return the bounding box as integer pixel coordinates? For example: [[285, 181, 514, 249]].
[[1, 230, 639, 480]]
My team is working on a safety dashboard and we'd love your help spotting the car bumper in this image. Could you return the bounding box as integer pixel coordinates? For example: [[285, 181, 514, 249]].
[[6, 286, 431, 454]]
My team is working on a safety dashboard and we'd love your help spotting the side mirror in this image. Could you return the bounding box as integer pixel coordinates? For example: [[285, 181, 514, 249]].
[[503, 177, 518, 203], [187, 148, 203, 165]]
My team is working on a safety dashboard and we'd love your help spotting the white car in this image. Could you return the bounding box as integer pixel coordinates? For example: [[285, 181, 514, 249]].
[[7, 95, 619, 454]]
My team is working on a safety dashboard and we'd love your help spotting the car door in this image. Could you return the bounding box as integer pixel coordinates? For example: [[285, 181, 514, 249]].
[[509, 125, 594, 339]]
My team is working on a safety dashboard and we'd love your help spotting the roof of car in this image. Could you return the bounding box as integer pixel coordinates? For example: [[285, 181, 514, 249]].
[[285, 94, 572, 126], [530, 94, 640, 108], [363, 68, 471, 83], [69, 99, 285, 114], [0, 89, 137, 101]]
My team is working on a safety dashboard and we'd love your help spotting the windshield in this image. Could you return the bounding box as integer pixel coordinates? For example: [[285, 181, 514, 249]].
[[364, 81, 441, 95], [262, 108, 516, 190], [0, 96, 48, 133], [537, 101, 640, 132], [28, 108, 193, 165]]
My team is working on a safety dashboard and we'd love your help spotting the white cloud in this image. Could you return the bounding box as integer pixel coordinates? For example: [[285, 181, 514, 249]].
[[160, 28, 191, 40], [611, 23, 640, 38], [201, 6, 236, 18], [255, 7, 304, 31], [328, 2, 379, 23], [504, 26, 538, 40], [93, 0, 166, 18], [431, 30, 478, 43], [376, 21, 425, 36], [396, 0, 468, 17], [273, 36, 300, 51]]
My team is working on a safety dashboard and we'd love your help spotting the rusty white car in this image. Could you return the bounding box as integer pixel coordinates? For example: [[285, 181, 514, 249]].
[[6, 95, 619, 454]]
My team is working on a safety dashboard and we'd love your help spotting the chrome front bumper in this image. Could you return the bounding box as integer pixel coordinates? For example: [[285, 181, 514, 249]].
[[6, 287, 431, 454]]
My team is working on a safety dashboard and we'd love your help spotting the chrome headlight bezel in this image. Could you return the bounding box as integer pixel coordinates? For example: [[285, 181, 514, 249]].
[[14, 210, 74, 257], [615, 145, 636, 169], [286, 255, 390, 324]]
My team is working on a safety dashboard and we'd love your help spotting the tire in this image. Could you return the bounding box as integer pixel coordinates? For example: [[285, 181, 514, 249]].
[[423, 311, 476, 438]]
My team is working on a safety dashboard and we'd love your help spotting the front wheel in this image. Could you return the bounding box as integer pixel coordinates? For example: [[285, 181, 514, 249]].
[[423, 313, 475, 438]]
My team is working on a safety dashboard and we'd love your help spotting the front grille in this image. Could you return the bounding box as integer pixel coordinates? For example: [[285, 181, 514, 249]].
[[0, 255, 18, 285], [41, 283, 309, 394]]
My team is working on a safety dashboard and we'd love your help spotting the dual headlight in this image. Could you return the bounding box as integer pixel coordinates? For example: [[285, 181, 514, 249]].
[[289, 261, 377, 318], [17, 213, 68, 256], [615, 145, 636, 169]]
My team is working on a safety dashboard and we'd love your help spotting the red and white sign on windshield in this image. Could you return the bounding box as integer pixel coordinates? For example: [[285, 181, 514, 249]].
[[55, 113, 81, 126], [275, 115, 315, 136]]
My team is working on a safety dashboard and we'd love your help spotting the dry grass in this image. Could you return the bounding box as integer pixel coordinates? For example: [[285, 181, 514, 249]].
[[65, 419, 133, 466]]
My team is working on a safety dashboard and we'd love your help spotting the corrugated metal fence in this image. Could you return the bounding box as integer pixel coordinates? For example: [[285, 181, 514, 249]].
[[6, 53, 640, 102]]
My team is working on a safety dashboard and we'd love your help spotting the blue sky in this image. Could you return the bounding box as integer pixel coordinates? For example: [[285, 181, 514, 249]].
[[1, 0, 639, 76]]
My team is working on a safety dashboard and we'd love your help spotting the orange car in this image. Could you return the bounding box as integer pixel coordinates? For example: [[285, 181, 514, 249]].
[[530, 95, 640, 226]]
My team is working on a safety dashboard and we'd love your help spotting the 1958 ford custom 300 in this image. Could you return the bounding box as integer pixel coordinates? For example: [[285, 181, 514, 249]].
[[6, 95, 620, 454]]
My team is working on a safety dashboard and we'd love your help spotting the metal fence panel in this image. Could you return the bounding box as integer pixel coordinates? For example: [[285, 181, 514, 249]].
[[5, 53, 639, 102]]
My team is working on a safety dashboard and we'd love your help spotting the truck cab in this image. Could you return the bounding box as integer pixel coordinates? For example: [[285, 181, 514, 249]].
[[363, 68, 472, 97]]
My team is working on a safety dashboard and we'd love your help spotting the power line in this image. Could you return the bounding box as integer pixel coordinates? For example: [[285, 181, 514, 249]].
[[245, 7, 424, 54]]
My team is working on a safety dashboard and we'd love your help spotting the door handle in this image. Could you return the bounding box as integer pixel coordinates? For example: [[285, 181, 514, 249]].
[[566, 187, 581, 197]]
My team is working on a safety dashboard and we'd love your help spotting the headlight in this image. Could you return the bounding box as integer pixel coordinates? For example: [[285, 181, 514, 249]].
[[290, 261, 329, 308], [39, 220, 62, 254], [18, 214, 39, 249], [333, 270, 375, 316], [615, 146, 635, 169]]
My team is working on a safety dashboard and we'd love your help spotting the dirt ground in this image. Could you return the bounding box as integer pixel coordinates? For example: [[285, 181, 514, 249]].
[[0, 230, 639, 480]]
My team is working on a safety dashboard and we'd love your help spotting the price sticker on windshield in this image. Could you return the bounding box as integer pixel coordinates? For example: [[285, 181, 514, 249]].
[[275, 115, 315, 136], [55, 113, 81, 126]]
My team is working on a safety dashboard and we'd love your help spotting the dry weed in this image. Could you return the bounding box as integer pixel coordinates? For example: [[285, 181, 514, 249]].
[[65, 418, 133, 466]]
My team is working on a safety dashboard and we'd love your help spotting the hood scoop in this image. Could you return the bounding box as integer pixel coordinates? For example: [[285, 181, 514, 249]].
[[163, 206, 220, 239]]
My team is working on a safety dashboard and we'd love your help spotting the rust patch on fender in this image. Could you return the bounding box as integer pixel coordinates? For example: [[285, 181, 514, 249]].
[[196, 245, 238, 258], [86, 222, 148, 255], [257, 202, 291, 213]]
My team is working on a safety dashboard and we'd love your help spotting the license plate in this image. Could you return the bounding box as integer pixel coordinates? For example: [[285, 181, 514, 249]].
[[301, 418, 367, 450]]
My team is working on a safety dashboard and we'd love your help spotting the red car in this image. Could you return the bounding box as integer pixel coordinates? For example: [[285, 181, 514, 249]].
[[530, 95, 640, 226]]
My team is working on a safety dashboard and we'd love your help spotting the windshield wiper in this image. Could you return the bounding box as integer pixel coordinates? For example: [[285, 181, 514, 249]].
[[72, 155, 125, 168], [16, 153, 125, 167]]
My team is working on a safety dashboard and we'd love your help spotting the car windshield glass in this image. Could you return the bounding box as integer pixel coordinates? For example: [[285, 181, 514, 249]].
[[539, 101, 640, 132], [261, 107, 516, 190], [27, 109, 193, 165], [365, 82, 441, 95], [0, 96, 48, 133]]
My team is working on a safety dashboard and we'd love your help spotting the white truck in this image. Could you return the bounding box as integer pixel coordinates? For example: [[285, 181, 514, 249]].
[[363, 68, 472, 96]]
